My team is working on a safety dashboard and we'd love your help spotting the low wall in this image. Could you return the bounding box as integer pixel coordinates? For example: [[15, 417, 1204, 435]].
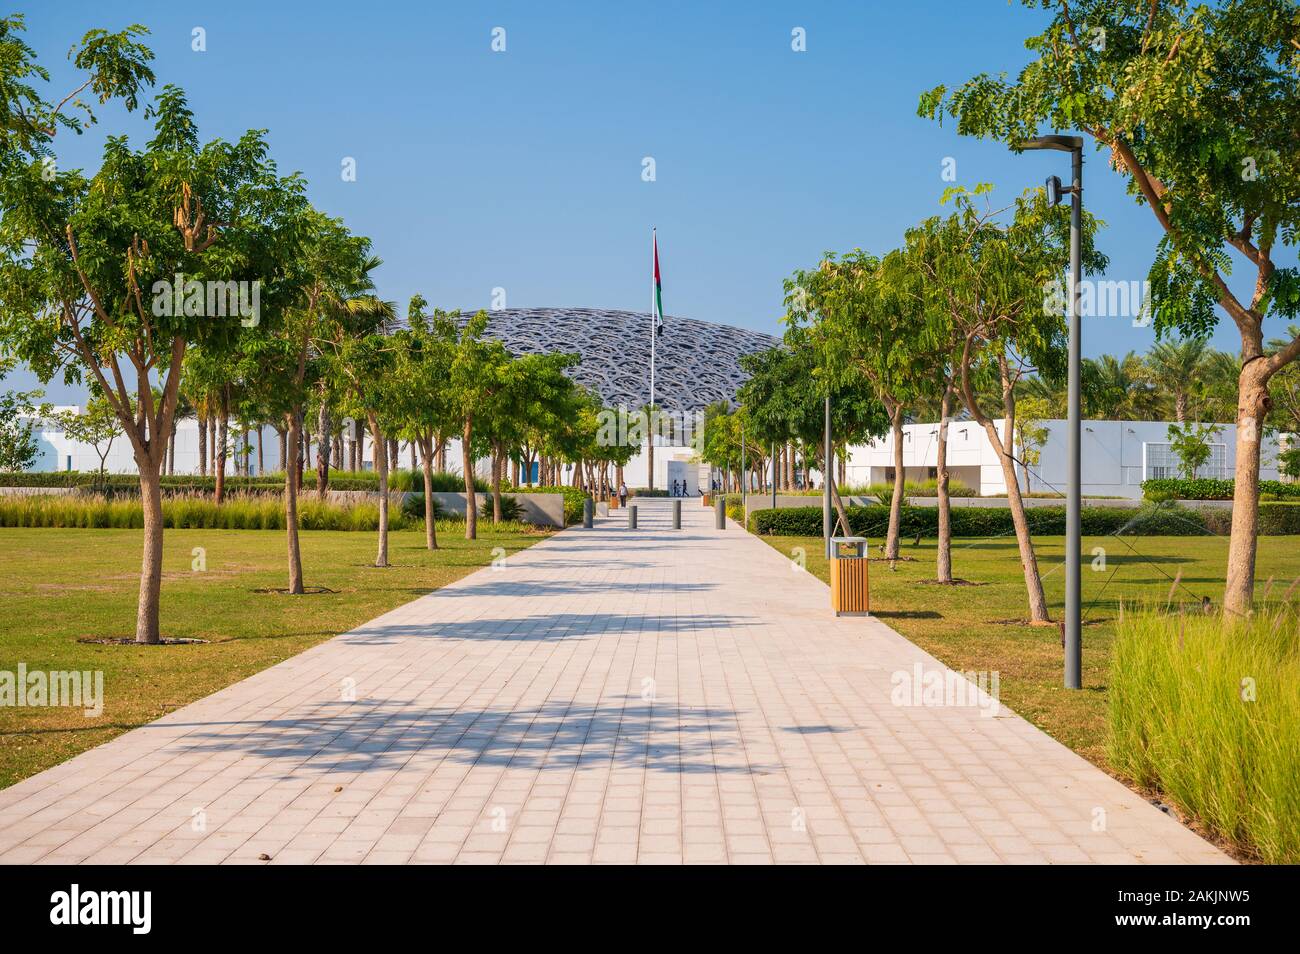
[[0, 486, 77, 497], [326, 489, 564, 527]]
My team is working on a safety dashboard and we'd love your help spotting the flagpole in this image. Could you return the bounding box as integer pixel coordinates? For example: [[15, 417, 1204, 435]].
[[649, 227, 656, 491], [650, 227, 656, 411]]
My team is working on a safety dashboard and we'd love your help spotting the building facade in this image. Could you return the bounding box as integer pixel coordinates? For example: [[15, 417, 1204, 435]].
[[844, 419, 1282, 499]]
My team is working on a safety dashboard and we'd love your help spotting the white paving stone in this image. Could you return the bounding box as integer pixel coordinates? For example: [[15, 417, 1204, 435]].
[[0, 498, 1229, 864]]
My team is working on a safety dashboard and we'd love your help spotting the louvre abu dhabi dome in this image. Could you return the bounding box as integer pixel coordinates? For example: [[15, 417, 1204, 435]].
[[473, 307, 779, 414]]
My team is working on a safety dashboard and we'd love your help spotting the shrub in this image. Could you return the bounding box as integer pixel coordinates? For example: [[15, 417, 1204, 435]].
[[0, 493, 418, 531], [1108, 608, 1300, 864], [400, 494, 452, 521], [839, 478, 978, 498], [480, 494, 523, 522], [1141, 477, 1300, 501], [748, 502, 1232, 537], [0, 469, 489, 494]]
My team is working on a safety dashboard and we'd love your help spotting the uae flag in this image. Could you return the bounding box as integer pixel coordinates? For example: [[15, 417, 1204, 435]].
[[653, 230, 664, 336]]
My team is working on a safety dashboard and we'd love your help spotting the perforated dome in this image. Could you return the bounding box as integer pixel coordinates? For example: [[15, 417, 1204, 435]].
[[470, 307, 779, 414]]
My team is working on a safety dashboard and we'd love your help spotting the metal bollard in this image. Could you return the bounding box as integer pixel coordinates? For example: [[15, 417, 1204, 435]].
[[582, 497, 593, 528], [672, 499, 681, 530], [627, 504, 637, 529], [715, 496, 726, 529]]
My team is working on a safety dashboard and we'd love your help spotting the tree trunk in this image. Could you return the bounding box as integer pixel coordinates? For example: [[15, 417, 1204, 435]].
[[885, 404, 905, 560], [284, 411, 305, 595], [936, 389, 953, 583], [297, 411, 306, 490], [410, 442, 417, 471], [258, 426, 265, 477], [436, 436, 447, 473], [420, 435, 438, 550], [1175, 391, 1188, 424], [1224, 362, 1270, 616], [829, 471, 853, 539], [198, 416, 208, 477], [389, 437, 399, 474], [370, 413, 390, 567], [463, 417, 478, 540], [277, 426, 286, 473], [982, 417, 1050, 622], [135, 457, 165, 644], [647, 433, 655, 491], [316, 402, 331, 500], [491, 446, 503, 523], [214, 402, 228, 505]]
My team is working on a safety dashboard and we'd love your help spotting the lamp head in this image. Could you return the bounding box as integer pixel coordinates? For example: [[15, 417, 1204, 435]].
[[1017, 134, 1084, 153], [1046, 175, 1064, 206]]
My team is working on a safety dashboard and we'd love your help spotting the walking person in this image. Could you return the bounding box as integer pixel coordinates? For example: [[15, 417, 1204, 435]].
[[618, 481, 628, 508]]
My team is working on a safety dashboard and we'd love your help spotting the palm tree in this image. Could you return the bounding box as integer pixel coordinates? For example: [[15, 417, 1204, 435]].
[[1147, 338, 1208, 422], [1194, 350, 1241, 424], [1083, 352, 1152, 419]]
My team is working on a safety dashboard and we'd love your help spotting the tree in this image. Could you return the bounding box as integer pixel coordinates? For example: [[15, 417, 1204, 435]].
[[245, 211, 388, 589], [389, 295, 457, 549], [737, 338, 888, 536], [1168, 421, 1223, 479], [0, 14, 154, 163], [1147, 337, 1209, 422], [785, 254, 926, 559], [54, 391, 121, 476], [0, 359, 41, 471], [908, 186, 1104, 622], [1013, 395, 1052, 493], [885, 218, 979, 581], [920, 0, 1300, 615], [448, 311, 510, 540], [0, 67, 298, 642], [1082, 352, 1154, 420], [484, 350, 579, 520]]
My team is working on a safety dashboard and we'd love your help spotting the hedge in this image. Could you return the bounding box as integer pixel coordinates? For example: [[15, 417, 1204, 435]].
[[0, 469, 488, 494], [749, 502, 1300, 537], [1141, 477, 1300, 501]]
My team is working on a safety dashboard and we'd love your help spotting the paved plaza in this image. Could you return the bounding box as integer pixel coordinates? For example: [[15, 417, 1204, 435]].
[[0, 499, 1228, 864]]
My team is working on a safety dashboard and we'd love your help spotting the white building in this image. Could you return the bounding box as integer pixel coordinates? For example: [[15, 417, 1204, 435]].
[[24, 410, 708, 493], [844, 419, 1281, 500]]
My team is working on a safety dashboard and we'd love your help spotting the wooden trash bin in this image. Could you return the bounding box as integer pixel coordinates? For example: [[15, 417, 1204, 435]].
[[701, 493, 712, 507], [829, 536, 870, 616], [608, 494, 618, 510]]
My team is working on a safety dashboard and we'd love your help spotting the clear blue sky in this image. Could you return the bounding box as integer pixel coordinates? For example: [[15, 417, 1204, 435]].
[[12, 0, 1282, 402]]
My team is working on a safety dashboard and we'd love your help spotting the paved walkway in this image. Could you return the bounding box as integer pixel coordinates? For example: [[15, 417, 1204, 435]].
[[0, 499, 1227, 864]]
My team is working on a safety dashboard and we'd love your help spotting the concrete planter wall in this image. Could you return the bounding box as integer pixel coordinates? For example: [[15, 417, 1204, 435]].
[[326, 489, 564, 527]]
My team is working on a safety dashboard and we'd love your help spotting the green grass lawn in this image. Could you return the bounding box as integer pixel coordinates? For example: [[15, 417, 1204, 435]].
[[759, 532, 1300, 769], [0, 524, 547, 789]]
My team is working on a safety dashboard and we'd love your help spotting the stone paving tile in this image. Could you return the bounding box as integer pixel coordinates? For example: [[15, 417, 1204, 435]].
[[0, 499, 1229, 865]]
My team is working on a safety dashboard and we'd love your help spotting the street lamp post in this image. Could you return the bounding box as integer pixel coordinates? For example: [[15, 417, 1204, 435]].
[[1018, 133, 1083, 690], [771, 441, 777, 510], [823, 395, 832, 559], [741, 422, 747, 512]]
